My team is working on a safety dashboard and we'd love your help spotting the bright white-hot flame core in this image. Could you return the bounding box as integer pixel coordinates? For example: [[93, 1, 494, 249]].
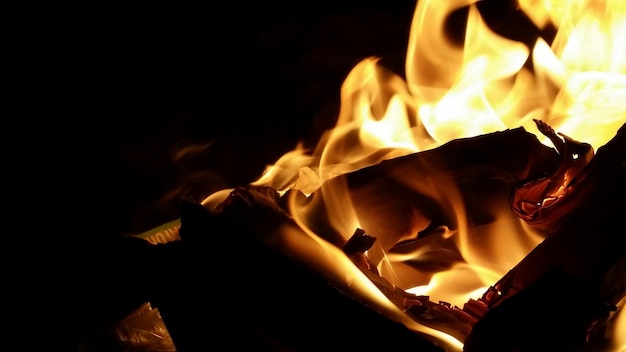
[[204, 0, 626, 350], [244, 0, 626, 196]]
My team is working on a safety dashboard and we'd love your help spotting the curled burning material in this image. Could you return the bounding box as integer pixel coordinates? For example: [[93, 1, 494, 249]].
[[114, 302, 177, 352], [342, 227, 481, 343], [510, 119, 595, 233], [342, 228, 379, 274]]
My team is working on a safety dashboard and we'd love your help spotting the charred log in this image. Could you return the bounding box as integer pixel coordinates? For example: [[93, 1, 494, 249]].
[[192, 127, 565, 348], [294, 126, 560, 292], [204, 124, 624, 351], [301, 126, 559, 254], [463, 123, 626, 351], [179, 192, 447, 352]]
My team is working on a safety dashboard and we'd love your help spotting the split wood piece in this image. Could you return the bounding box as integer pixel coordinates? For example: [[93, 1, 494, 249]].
[[463, 123, 626, 351], [181, 191, 448, 352], [197, 127, 564, 349], [308, 127, 558, 247], [296, 127, 560, 288]]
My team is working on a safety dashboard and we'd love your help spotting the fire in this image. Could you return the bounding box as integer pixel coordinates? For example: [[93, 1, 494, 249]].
[[203, 0, 625, 350]]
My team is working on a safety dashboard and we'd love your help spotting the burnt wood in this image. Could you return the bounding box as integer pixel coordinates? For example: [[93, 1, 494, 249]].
[[463, 123, 626, 351]]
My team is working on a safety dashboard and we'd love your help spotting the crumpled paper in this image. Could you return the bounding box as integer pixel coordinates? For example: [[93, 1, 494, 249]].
[[114, 302, 177, 352]]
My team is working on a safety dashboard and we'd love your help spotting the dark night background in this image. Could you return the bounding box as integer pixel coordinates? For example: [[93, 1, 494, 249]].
[[17, 2, 625, 351], [23, 1, 429, 350]]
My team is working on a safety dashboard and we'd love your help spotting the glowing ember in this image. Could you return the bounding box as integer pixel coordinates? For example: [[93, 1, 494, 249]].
[[202, 0, 626, 350]]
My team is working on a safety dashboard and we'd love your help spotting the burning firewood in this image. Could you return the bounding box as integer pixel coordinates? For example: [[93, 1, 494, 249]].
[[179, 188, 448, 351], [299, 127, 557, 240], [182, 126, 561, 348], [195, 122, 624, 351], [462, 123, 626, 351], [332, 122, 625, 350]]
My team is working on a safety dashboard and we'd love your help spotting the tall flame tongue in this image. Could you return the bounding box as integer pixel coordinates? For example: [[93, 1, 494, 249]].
[[241, 0, 626, 195], [203, 0, 626, 350]]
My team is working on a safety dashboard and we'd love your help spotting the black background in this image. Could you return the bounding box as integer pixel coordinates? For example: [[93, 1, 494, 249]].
[[48, 0, 416, 238], [23, 1, 422, 350]]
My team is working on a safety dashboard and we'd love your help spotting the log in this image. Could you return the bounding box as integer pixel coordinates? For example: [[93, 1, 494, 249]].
[[202, 124, 625, 350], [193, 126, 563, 348], [463, 123, 626, 351], [292, 126, 559, 286], [178, 195, 448, 352]]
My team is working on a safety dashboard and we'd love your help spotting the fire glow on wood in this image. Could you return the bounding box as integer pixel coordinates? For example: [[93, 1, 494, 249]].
[[194, 0, 626, 351]]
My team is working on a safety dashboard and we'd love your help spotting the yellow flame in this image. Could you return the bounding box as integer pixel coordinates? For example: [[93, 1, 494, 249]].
[[406, 263, 497, 308], [412, 4, 532, 142], [610, 296, 626, 351], [246, 0, 626, 198], [528, 0, 626, 149]]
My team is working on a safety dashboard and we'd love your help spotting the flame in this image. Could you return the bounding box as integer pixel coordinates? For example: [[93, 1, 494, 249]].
[[204, 0, 626, 349], [610, 296, 626, 351], [246, 0, 626, 195]]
